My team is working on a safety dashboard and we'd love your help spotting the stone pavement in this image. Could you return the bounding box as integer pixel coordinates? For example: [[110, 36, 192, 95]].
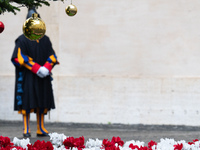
[[1, 120, 200, 145]]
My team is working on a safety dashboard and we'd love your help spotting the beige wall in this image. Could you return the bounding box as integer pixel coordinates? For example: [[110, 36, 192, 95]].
[[1, 0, 200, 125]]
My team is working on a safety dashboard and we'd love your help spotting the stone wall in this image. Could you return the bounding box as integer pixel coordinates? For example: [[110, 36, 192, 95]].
[[1, 0, 200, 125]]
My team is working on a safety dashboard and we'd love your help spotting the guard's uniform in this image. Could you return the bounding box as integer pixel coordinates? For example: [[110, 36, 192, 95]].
[[11, 34, 59, 137]]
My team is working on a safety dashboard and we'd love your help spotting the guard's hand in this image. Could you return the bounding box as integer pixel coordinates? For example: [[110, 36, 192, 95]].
[[36, 66, 49, 78], [40, 66, 50, 76]]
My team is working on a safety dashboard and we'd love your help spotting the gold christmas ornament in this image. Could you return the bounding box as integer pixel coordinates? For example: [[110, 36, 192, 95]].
[[65, 4, 77, 16], [23, 13, 46, 41]]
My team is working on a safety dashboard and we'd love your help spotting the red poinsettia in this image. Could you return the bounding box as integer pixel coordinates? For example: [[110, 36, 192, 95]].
[[63, 136, 85, 150], [0, 147, 11, 150], [111, 137, 124, 147], [188, 139, 199, 145], [63, 137, 75, 149], [12, 146, 26, 150], [140, 147, 148, 150], [129, 143, 140, 149], [148, 140, 157, 150], [101, 137, 124, 150], [193, 139, 199, 142], [129, 143, 150, 150], [129, 140, 156, 150], [102, 139, 116, 150], [73, 136, 85, 150], [188, 141, 194, 145], [0, 136, 14, 149], [27, 140, 53, 150], [173, 143, 183, 150]]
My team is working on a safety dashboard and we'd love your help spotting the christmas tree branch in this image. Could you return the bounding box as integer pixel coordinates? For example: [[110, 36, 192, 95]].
[[0, 0, 50, 15]]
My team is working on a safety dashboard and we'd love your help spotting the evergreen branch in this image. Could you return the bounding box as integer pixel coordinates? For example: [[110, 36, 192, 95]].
[[0, 0, 50, 15]]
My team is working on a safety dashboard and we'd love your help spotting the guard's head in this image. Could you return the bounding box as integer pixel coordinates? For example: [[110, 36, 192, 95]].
[[26, 7, 41, 19]]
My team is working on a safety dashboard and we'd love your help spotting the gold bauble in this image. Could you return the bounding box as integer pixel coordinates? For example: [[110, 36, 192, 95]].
[[23, 13, 46, 41], [65, 4, 77, 16]]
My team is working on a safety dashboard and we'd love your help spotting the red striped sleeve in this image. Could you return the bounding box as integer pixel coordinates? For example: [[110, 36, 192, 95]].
[[43, 62, 52, 72], [31, 63, 41, 74]]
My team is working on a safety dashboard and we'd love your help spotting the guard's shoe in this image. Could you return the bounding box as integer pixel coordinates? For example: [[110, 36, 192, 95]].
[[23, 133, 31, 137], [37, 133, 49, 137]]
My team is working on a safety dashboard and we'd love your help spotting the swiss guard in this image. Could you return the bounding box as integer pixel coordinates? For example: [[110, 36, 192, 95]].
[[11, 7, 59, 137]]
